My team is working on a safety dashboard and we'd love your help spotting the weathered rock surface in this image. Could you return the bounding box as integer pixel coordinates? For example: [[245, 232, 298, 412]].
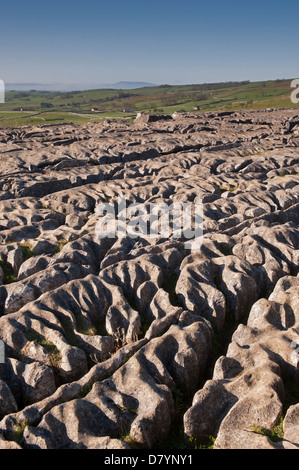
[[184, 275, 299, 449], [0, 109, 298, 449]]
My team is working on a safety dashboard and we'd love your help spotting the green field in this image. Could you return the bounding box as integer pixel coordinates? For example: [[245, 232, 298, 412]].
[[0, 79, 298, 128]]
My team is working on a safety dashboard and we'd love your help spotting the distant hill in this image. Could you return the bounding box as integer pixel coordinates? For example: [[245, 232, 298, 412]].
[[1, 79, 297, 129], [102, 82, 156, 89], [6, 83, 56, 92], [5, 81, 157, 92]]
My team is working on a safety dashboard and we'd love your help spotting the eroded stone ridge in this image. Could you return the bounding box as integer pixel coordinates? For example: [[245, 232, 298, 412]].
[[0, 109, 298, 449]]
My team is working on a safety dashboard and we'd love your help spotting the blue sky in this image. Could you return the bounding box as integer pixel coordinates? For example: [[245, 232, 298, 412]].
[[0, 0, 298, 87]]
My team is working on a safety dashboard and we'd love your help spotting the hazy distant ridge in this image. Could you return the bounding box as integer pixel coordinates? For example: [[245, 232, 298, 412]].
[[5, 81, 156, 92]]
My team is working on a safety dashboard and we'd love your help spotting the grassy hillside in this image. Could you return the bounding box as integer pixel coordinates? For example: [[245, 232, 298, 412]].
[[0, 79, 297, 128]]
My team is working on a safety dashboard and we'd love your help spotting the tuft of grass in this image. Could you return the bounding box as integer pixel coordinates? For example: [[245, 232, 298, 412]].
[[217, 183, 238, 193], [119, 430, 142, 449], [0, 242, 35, 284], [73, 384, 93, 399], [155, 386, 190, 450], [19, 242, 35, 261], [54, 237, 68, 254], [188, 435, 216, 449], [251, 416, 284, 443], [58, 316, 79, 347], [79, 326, 97, 336], [25, 329, 62, 368], [72, 310, 108, 338], [0, 259, 18, 284], [94, 318, 109, 337], [12, 422, 25, 445], [9, 420, 29, 446], [156, 426, 188, 450], [139, 312, 151, 335], [116, 404, 126, 412]]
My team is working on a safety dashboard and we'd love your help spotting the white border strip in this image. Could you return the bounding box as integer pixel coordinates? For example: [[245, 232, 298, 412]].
[[0, 79, 4, 103]]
